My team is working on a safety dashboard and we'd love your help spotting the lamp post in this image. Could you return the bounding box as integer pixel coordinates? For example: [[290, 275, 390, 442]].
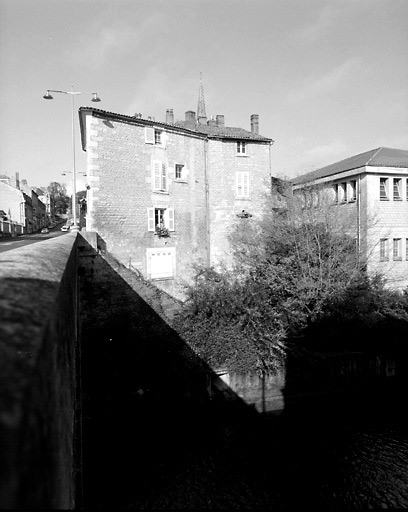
[[43, 86, 100, 231]]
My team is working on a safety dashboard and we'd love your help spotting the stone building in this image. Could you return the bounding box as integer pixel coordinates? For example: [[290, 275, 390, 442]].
[[79, 90, 273, 299], [292, 147, 408, 291]]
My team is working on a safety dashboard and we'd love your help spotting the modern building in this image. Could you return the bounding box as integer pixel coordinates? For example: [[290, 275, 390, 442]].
[[292, 147, 408, 291], [79, 85, 274, 299]]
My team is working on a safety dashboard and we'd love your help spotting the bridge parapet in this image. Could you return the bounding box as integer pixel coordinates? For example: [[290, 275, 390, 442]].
[[0, 233, 80, 509]]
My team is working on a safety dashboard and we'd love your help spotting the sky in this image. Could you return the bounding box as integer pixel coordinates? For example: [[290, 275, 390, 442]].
[[0, 0, 407, 193]]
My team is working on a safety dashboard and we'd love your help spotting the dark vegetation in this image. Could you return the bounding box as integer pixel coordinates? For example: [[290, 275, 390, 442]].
[[174, 191, 408, 373]]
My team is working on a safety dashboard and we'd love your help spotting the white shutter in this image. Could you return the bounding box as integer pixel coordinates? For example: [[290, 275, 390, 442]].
[[243, 172, 249, 197], [236, 172, 243, 197], [145, 127, 155, 144], [152, 161, 161, 190], [162, 164, 167, 191], [167, 208, 175, 231], [147, 208, 155, 231]]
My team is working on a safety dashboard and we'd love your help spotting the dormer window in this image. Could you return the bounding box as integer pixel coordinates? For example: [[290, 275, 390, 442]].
[[237, 141, 246, 154]]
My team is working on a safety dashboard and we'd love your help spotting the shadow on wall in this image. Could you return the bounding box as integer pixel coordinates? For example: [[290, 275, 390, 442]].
[[78, 236, 267, 509]]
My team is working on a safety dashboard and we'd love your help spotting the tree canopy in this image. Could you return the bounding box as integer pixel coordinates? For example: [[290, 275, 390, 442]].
[[46, 182, 70, 215], [174, 188, 408, 374]]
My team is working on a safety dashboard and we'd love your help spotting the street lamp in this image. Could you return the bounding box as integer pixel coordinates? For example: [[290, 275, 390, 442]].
[[43, 86, 101, 231]]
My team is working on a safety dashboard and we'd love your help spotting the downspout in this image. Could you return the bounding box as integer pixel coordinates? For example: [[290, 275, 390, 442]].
[[357, 174, 361, 258], [204, 137, 211, 266]]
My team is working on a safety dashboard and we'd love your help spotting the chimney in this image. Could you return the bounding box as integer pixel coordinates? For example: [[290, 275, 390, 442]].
[[166, 109, 174, 124], [250, 114, 259, 135], [216, 115, 225, 128], [185, 110, 196, 130], [207, 118, 217, 127]]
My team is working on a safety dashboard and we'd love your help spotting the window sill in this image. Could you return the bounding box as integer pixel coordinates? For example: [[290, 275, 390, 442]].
[[393, 257, 402, 261], [152, 190, 169, 195], [151, 276, 174, 281], [236, 154, 249, 157], [235, 197, 251, 200], [380, 198, 389, 201], [174, 179, 188, 183], [380, 258, 389, 262], [393, 198, 402, 201]]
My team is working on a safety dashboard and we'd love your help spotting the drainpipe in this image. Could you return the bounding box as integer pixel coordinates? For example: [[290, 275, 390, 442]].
[[204, 138, 211, 266], [357, 175, 361, 257]]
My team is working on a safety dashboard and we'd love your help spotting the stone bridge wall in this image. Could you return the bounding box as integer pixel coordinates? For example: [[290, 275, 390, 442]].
[[0, 233, 80, 509]]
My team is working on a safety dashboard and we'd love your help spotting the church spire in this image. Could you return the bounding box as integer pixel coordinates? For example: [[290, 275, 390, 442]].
[[197, 72, 207, 125]]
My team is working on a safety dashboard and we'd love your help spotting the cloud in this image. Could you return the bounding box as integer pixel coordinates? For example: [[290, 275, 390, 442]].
[[126, 67, 197, 121], [287, 57, 360, 103], [293, 141, 348, 175], [67, 12, 163, 69], [295, 4, 339, 44]]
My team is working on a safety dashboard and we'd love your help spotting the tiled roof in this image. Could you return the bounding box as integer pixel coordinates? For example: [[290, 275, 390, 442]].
[[79, 107, 272, 144], [174, 121, 271, 141], [292, 147, 408, 185]]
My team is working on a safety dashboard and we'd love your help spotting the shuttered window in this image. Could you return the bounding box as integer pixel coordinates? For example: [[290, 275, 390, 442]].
[[236, 172, 249, 198], [151, 161, 168, 192], [145, 127, 155, 144], [147, 207, 175, 232]]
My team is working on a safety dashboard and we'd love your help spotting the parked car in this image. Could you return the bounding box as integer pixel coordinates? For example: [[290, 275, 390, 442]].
[[41, 228, 49, 234], [61, 225, 70, 232]]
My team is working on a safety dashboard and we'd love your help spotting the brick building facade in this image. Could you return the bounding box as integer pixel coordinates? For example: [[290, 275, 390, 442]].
[[292, 147, 408, 291], [79, 106, 273, 299]]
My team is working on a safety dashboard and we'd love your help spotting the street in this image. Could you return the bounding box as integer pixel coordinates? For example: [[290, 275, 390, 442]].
[[0, 227, 67, 253]]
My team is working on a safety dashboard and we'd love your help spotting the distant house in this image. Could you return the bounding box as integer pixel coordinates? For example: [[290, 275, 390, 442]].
[[292, 147, 408, 291], [79, 87, 274, 299]]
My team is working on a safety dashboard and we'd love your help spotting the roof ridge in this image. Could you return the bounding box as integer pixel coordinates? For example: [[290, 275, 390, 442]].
[[365, 147, 383, 166]]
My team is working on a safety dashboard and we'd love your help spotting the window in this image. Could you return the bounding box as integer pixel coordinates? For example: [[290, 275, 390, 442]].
[[393, 238, 402, 260], [349, 180, 357, 201], [147, 207, 175, 232], [380, 238, 389, 261], [341, 183, 347, 202], [406, 239, 408, 260], [380, 178, 389, 200], [393, 178, 402, 200], [406, 179, 408, 201], [333, 184, 340, 203], [175, 164, 184, 180], [236, 172, 249, 198], [154, 130, 162, 145], [147, 247, 176, 279], [152, 161, 168, 192], [145, 127, 164, 145], [237, 141, 246, 154]]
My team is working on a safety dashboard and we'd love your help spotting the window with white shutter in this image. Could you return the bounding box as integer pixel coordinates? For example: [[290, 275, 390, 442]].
[[147, 207, 175, 232], [151, 161, 168, 192], [236, 172, 249, 198]]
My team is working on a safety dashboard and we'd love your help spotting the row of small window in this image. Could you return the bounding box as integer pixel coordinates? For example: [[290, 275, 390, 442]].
[[333, 181, 357, 203], [145, 127, 248, 155], [379, 238, 408, 261], [152, 160, 250, 198], [380, 177, 408, 201]]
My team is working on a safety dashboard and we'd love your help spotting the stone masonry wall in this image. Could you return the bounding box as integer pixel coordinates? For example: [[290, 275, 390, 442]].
[[207, 139, 271, 266], [83, 113, 208, 299], [0, 234, 80, 509]]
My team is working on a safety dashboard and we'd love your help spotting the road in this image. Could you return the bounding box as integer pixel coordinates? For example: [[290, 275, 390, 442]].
[[0, 227, 67, 253]]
